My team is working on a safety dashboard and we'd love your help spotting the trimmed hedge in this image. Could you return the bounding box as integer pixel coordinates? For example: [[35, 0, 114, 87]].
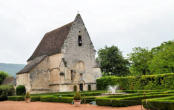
[[38, 95, 95, 104], [96, 98, 112, 106], [97, 73, 174, 90], [81, 96, 96, 104], [96, 93, 173, 107], [16, 85, 26, 95], [7, 95, 94, 104], [142, 96, 174, 110], [60, 97, 73, 103], [122, 90, 160, 93], [40, 95, 58, 102], [8, 96, 24, 101], [40, 96, 73, 103], [0, 85, 15, 101], [54, 91, 103, 98], [31, 96, 40, 102], [8, 96, 41, 102]]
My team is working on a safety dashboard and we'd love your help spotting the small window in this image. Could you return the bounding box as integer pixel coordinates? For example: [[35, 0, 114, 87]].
[[71, 70, 73, 80], [60, 72, 64, 76], [78, 35, 82, 46], [88, 85, 91, 91]]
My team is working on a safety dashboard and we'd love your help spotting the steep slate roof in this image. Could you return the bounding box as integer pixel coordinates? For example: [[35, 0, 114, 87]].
[[17, 55, 47, 74], [17, 14, 82, 74], [27, 22, 73, 61]]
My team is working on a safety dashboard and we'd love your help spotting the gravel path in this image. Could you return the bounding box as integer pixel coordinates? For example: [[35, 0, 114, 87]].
[[0, 101, 144, 110]]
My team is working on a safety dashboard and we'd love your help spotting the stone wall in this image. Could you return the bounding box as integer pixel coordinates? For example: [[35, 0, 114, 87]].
[[61, 14, 101, 85], [29, 54, 63, 93], [16, 73, 31, 91]]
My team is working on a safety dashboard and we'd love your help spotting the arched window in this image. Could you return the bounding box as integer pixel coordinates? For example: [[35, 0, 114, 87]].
[[78, 35, 82, 46]]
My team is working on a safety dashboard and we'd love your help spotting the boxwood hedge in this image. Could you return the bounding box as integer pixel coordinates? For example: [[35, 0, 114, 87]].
[[40, 95, 73, 103], [96, 93, 173, 107], [8, 96, 25, 101], [81, 96, 96, 104], [97, 73, 174, 90], [142, 96, 174, 110], [8, 96, 41, 101], [31, 96, 40, 102], [54, 92, 103, 97]]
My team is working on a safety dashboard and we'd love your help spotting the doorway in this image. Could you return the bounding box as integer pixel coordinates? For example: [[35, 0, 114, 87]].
[[79, 84, 83, 91]]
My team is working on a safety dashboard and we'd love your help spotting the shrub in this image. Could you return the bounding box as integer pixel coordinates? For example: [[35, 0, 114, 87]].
[[8, 96, 24, 101], [0, 85, 15, 101], [16, 85, 26, 95], [74, 92, 81, 100], [97, 73, 174, 90]]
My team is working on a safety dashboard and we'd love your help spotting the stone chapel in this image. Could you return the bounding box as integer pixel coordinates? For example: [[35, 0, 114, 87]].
[[16, 14, 101, 93]]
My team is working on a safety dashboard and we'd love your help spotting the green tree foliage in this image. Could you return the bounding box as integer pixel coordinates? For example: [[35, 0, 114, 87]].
[[149, 41, 174, 74], [129, 41, 174, 75], [97, 45, 130, 76], [0, 71, 8, 84], [128, 47, 152, 75]]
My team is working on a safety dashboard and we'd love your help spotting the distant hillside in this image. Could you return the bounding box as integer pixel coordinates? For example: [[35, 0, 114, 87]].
[[0, 63, 25, 77]]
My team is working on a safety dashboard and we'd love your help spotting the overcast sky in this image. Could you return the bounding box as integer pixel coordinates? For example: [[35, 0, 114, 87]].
[[0, 0, 174, 64]]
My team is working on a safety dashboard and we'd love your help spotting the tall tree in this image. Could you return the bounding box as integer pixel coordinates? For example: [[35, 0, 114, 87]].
[[97, 46, 130, 76], [149, 41, 174, 74], [128, 47, 152, 75], [0, 71, 8, 84]]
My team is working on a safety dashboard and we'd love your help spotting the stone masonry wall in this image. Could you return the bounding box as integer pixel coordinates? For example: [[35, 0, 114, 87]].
[[16, 73, 31, 92], [61, 15, 101, 85]]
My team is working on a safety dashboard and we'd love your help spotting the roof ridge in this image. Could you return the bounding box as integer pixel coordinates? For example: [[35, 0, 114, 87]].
[[45, 21, 74, 36]]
